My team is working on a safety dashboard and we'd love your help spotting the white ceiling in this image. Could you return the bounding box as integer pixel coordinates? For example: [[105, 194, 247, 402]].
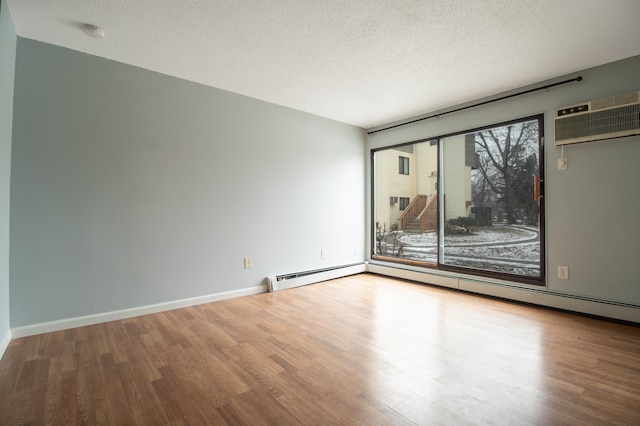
[[7, 0, 640, 129]]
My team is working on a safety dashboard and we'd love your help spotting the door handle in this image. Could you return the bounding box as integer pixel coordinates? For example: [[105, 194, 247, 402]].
[[533, 176, 542, 202]]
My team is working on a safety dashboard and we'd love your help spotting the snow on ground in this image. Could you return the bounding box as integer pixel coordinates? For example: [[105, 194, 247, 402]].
[[445, 243, 539, 261], [380, 225, 540, 276], [398, 226, 537, 247]]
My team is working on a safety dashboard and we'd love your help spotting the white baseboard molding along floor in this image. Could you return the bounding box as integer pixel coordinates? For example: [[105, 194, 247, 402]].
[[10, 284, 266, 338]]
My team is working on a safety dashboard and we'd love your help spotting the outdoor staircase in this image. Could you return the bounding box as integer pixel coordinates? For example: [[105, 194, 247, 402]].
[[398, 193, 438, 233], [403, 218, 422, 233]]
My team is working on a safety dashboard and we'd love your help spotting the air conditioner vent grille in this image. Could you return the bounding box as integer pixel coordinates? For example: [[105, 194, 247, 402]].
[[591, 98, 614, 111], [556, 114, 590, 141], [591, 104, 640, 136]]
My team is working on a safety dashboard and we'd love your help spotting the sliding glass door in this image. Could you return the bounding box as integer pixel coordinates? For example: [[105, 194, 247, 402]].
[[372, 115, 544, 283]]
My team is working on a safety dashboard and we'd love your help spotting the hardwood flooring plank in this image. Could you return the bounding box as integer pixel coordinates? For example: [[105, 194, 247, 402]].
[[266, 371, 344, 424], [43, 357, 64, 425], [393, 392, 474, 426], [192, 350, 251, 397]]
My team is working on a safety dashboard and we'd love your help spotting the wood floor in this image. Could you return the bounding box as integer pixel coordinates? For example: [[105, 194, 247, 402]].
[[1, 274, 639, 425]]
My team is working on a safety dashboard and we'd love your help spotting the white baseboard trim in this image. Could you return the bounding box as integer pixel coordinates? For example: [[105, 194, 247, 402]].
[[367, 263, 640, 323], [11, 284, 266, 338], [0, 329, 11, 361]]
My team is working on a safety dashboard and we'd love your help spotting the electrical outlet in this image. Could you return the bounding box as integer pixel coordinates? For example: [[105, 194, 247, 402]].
[[321, 249, 327, 259], [558, 265, 569, 280], [244, 257, 252, 269], [558, 158, 568, 170]]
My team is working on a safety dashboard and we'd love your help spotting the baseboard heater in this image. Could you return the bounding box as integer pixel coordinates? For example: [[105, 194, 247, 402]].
[[266, 262, 366, 292]]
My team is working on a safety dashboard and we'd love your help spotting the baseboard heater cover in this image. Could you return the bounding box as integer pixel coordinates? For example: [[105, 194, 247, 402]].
[[266, 262, 366, 292]]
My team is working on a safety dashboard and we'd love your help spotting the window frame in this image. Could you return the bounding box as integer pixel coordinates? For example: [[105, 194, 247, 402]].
[[398, 156, 410, 175], [370, 114, 545, 285], [399, 197, 410, 211]]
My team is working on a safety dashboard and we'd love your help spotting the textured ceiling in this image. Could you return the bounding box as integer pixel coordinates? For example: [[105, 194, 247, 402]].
[[7, 0, 640, 129]]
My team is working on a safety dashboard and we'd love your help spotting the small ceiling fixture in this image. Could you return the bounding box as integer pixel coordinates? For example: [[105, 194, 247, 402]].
[[83, 24, 105, 39]]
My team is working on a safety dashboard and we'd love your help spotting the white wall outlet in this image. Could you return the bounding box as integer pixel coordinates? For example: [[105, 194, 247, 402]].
[[558, 158, 568, 170], [244, 257, 252, 269], [558, 265, 569, 280], [321, 249, 327, 259], [354, 247, 358, 255]]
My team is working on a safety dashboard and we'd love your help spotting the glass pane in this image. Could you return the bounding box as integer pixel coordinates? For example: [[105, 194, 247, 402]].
[[373, 141, 438, 263], [440, 119, 541, 277]]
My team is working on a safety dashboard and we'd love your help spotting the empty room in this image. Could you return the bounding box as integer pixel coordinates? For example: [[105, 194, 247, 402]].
[[1, 1, 639, 424]]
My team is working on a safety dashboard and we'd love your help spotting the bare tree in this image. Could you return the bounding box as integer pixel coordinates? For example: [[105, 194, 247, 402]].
[[512, 153, 539, 225], [474, 121, 538, 225], [471, 167, 498, 224]]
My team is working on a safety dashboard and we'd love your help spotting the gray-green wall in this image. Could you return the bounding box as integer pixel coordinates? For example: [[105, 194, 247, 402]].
[[10, 38, 365, 327], [367, 55, 640, 306], [0, 0, 16, 350]]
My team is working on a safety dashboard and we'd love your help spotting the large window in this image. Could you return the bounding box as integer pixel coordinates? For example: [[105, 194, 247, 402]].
[[372, 115, 544, 283]]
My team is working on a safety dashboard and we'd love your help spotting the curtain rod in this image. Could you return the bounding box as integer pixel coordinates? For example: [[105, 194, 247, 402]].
[[367, 76, 583, 135]]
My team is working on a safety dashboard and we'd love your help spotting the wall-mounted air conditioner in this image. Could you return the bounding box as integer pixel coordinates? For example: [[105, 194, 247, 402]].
[[390, 196, 398, 205], [554, 91, 640, 145]]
